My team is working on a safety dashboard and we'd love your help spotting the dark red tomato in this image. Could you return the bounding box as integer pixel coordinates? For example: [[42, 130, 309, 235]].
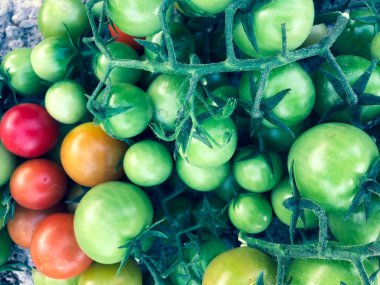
[[30, 213, 92, 279], [10, 159, 68, 210], [0, 104, 59, 158], [7, 203, 66, 249], [108, 24, 144, 51]]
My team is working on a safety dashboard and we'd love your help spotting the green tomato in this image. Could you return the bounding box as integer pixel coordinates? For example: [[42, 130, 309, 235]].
[[233, 0, 314, 58], [239, 62, 315, 128], [74, 181, 153, 264], [78, 261, 142, 285], [180, 116, 237, 168], [145, 22, 195, 63], [228, 194, 272, 234], [176, 157, 230, 192], [203, 247, 277, 285], [301, 23, 328, 47], [233, 148, 283, 193], [93, 42, 142, 84], [333, 9, 379, 59], [177, 0, 232, 16], [1, 48, 45, 96], [271, 177, 318, 229], [0, 142, 17, 187], [123, 140, 173, 187], [31, 37, 78, 83], [288, 123, 379, 213], [32, 269, 79, 285], [106, 0, 169, 37], [328, 196, 380, 245], [286, 258, 380, 285], [98, 83, 153, 139], [314, 55, 380, 123], [371, 32, 380, 59], [38, 0, 89, 41], [45, 80, 87, 124], [0, 227, 12, 266]]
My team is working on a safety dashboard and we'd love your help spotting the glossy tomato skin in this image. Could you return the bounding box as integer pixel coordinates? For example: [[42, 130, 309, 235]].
[[32, 269, 79, 285], [74, 181, 153, 264], [0, 142, 16, 187], [60, 122, 128, 187], [233, 0, 314, 58], [30, 213, 92, 279], [239, 62, 315, 128], [10, 159, 68, 210], [123, 140, 173, 187], [7, 204, 66, 249], [108, 24, 144, 51], [0, 103, 59, 158], [202, 247, 276, 285], [38, 0, 89, 41], [286, 258, 380, 285], [288, 123, 379, 213], [0, 227, 12, 266], [271, 177, 318, 229], [313, 55, 380, 123], [93, 42, 142, 84], [78, 261, 142, 285], [228, 194, 273, 234], [0, 48, 45, 96]]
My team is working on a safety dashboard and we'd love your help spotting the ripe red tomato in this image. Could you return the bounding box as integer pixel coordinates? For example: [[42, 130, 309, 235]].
[[108, 24, 144, 51], [30, 213, 92, 279], [0, 103, 59, 158], [10, 159, 68, 210]]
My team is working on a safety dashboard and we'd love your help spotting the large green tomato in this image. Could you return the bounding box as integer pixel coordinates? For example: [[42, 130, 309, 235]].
[[0, 227, 12, 266], [286, 258, 380, 285], [288, 123, 379, 213], [32, 270, 79, 285], [233, 148, 283, 193], [74, 181, 153, 264], [271, 177, 318, 229], [78, 261, 142, 285], [0, 142, 17, 187], [176, 157, 230, 192], [98, 83, 153, 139], [123, 140, 173, 187], [233, 0, 314, 58], [179, 117, 237, 168], [313, 55, 380, 123], [1, 48, 45, 96], [38, 0, 89, 41], [93, 41, 142, 84], [328, 196, 380, 245], [106, 0, 168, 37], [31, 37, 78, 83], [239, 62, 315, 128], [203, 247, 276, 285]]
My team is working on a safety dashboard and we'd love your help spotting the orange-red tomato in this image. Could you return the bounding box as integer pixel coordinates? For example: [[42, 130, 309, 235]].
[[30, 213, 92, 279], [60, 122, 128, 187]]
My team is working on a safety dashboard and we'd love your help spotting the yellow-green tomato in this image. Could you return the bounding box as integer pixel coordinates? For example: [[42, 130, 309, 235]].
[[202, 247, 277, 285], [0, 142, 17, 187], [271, 177, 318, 229], [123, 140, 173, 187], [45, 80, 87, 124], [228, 194, 272, 234], [32, 269, 79, 285], [233, 148, 283, 193], [176, 157, 230, 192], [78, 260, 142, 285]]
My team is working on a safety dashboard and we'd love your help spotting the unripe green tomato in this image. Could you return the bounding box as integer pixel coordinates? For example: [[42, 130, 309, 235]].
[[0, 142, 17, 187], [123, 140, 173, 187], [371, 32, 380, 59], [301, 23, 328, 47], [38, 0, 89, 41], [233, 148, 283, 193], [1, 48, 45, 96], [32, 269, 79, 285], [93, 41, 142, 84], [271, 177, 318, 229], [45, 80, 87, 124], [176, 157, 230, 192], [31, 37, 78, 83]]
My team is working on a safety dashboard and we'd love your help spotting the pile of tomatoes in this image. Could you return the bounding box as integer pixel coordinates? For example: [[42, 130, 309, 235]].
[[1, 0, 380, 284]]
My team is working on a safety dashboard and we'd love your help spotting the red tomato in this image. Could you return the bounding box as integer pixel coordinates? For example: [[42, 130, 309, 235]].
[[7, 203, 66, 249], [30, 213, 92, 279], [108, 24, 144, 51], [10, 159, 68, 210], [0, 103, 59, 158]]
